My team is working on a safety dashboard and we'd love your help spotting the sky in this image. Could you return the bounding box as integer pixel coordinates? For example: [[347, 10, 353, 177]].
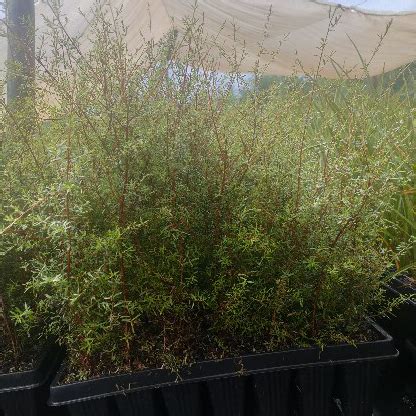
[[317, 0, 416, 13]]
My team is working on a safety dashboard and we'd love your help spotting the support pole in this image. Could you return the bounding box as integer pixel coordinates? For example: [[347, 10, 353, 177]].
[[6, 0, 35, 104]]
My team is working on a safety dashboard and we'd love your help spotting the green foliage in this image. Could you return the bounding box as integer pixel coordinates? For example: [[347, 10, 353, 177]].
[[379, 66, 416, 277], [0, 4, 414, 378]]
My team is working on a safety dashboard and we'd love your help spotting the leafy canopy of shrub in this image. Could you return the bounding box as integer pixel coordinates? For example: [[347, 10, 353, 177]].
[[0, 3, 414, 378]]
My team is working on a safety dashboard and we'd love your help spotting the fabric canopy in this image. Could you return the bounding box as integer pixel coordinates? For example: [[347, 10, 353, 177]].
[[1, 0, 416, 78]]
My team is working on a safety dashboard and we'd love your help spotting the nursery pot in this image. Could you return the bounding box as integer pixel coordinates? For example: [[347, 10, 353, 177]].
[[48, 321, 397, 416], [382, 275, 416, 343], [0, 344, 64, 416], [405, 338, 416, 370]]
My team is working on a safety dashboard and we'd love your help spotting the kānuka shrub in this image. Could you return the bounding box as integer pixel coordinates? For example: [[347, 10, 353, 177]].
[[0, 2, 414, 379]]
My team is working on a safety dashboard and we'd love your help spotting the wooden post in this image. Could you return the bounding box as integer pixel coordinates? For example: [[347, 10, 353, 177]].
[[6, 0, 35, 103]]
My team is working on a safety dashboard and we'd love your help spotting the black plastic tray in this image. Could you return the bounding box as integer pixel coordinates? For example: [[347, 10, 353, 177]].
[[406, 338, 416, 369], [383, 276, 416, 341], [386, 276, 416, 302], [48, 321, 397, 416], [0, 344, 64, 416]]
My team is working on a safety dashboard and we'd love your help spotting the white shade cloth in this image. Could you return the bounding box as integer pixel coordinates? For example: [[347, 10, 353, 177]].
[[1, 0, 416, 78]]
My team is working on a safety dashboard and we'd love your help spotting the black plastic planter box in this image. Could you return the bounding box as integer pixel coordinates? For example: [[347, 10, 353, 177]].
[[0, 344, 64, 416], [49, 321, 397, 416], [406, 338, 416, 370], [382, 276, 416, 342]]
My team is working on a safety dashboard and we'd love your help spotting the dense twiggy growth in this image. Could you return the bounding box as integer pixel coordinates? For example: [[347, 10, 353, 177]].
[[0, 4, 414, 379]]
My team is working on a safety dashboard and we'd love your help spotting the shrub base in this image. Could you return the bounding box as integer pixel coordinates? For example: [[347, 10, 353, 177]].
[[48, 321, 397, 416]]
